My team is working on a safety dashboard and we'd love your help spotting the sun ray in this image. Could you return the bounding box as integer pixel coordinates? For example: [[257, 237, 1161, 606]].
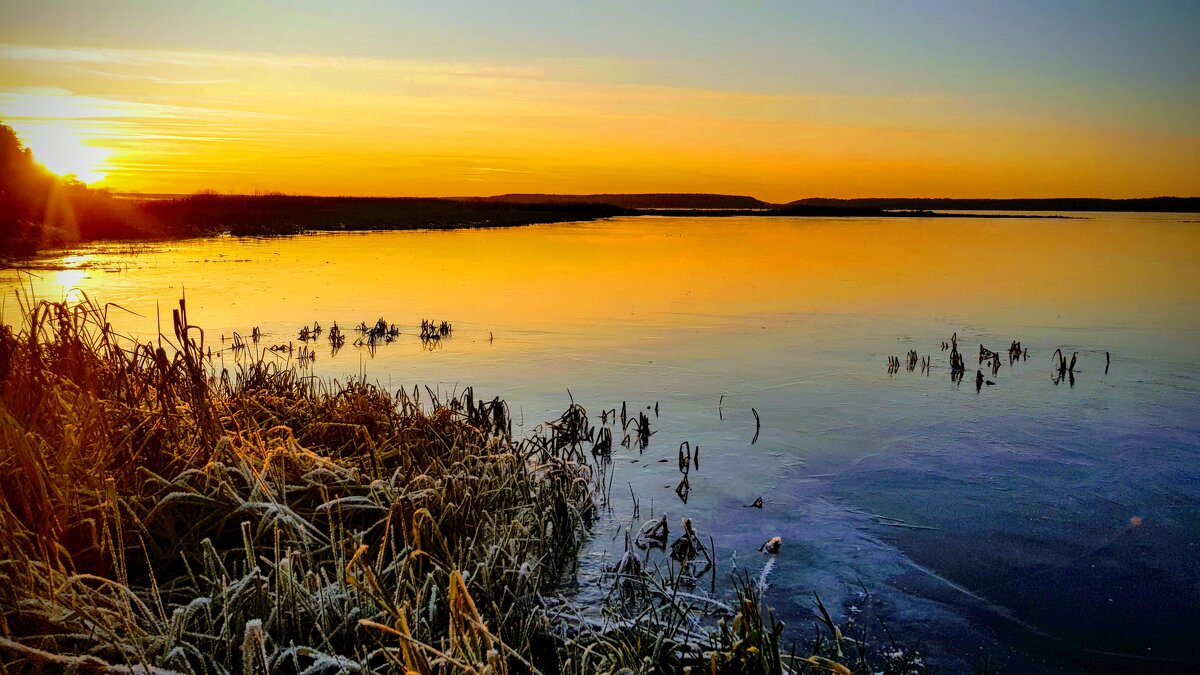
[[0, 91, 120, 184], [16, 121, 111, 183]]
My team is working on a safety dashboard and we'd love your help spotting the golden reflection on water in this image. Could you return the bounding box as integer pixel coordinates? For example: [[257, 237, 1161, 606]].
[[3, 214, 1198, 337], [60, 254, 93, 268], [54, 269, 87, 289]]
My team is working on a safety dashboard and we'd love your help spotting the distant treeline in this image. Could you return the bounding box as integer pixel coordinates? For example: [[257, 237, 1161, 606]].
[[789, 197, 1200, 212], [1, 187, 622, 258], [138, 194, 624, 237], [472, 192, 772, 209]]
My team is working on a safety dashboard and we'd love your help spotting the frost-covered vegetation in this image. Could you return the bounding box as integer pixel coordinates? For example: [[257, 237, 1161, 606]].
[[0, 296, 927, 674]]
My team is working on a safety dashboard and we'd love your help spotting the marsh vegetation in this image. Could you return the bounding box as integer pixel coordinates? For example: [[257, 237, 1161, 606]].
[[0, 296, 941, 674]]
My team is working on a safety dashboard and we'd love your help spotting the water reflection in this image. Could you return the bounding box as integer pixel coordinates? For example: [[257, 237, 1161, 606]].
[[4, 213, 1199, 338], [53, 268, 86, 289]]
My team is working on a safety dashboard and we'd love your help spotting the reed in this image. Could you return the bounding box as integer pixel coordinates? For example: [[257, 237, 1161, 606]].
[[0, 296, 593, 674]]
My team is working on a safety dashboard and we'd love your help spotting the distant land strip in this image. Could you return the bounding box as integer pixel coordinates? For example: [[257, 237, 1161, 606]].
[[6, 191, 1197, 260], [475, 193, 1200, 212], [634, 207, 1069, 219], [120, 194, 1072, 241], [786, 196, 1200, 212]]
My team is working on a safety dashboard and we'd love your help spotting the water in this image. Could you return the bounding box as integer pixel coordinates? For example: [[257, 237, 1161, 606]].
[[3, 213, 1199, 673]]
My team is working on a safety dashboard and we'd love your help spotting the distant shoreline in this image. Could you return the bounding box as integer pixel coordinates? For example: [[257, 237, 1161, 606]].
[[782, 196, 1200, 213], [629, 206, 1071, 219], [120, 192, 1200, 213], [7, 191, 1194, 262]]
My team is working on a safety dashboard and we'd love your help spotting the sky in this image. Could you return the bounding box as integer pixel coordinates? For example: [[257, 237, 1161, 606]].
[[1, 1, 1197, 200]]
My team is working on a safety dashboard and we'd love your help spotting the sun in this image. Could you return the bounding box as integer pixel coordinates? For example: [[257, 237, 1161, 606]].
[[19, 121, 112, 184]]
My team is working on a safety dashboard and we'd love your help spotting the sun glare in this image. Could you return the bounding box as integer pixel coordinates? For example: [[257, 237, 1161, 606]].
[[0, 91, 118, 184], [20, 122, 111, 184], [54, 269, 87, 290]]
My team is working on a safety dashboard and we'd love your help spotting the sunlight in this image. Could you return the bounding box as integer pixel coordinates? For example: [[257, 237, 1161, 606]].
[[19, 121, 111, 184], [0, 90, 125, 185], [60, 254, 93, 268], [53, 269, 87, 289]]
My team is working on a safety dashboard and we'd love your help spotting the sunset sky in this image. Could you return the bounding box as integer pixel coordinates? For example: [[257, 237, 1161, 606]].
[[1, 1, 1197, 200]]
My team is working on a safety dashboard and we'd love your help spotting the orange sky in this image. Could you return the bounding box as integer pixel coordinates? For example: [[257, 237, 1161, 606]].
[[1, 3, 1198, 201]]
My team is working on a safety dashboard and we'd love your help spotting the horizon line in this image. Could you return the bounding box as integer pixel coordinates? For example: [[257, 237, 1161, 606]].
[[105, 190, 1200, 202]]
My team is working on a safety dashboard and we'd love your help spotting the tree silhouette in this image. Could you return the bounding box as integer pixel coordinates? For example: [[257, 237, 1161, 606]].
[[1, 121, 148, 256], [0, 122, 58, 253]]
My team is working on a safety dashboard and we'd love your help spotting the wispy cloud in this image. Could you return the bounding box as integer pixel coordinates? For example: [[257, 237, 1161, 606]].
[[0, 88, 182, 120], [1, 43, 548, 79], [0, 45, 121, 63], [0, 43, 957, 109]]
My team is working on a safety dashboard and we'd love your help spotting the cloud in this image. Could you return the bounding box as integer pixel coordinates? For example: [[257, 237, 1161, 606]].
[[0, 43, 547, 79], [0, 45, 122, 63], [0, 87, 283, 125]]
